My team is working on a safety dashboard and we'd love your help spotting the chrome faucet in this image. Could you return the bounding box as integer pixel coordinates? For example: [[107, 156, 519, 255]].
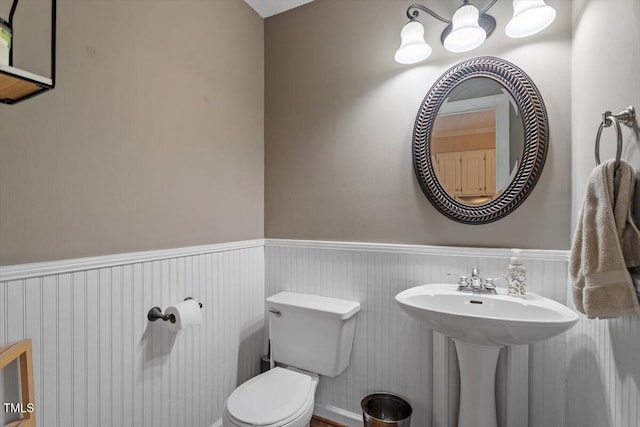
[[449, 267, 497, 294], [470, 267, 482, 290]]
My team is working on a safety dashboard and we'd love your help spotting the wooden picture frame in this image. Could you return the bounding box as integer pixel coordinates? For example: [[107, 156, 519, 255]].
[[0, 339, 35, 427]]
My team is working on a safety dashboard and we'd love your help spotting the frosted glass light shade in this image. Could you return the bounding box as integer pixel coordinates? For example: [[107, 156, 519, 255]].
[[395, 21, 432, 64], [444, 4, 487, 53], [505, 0, 556, 38]]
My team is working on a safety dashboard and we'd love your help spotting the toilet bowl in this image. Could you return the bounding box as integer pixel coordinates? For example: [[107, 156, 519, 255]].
[[223, 292, 360, 427], [223, 367, 319, 427]]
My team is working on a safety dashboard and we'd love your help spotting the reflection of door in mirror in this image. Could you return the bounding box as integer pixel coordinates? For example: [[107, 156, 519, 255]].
[[432, 107, 499, 205], [431, 84, 521, 206]]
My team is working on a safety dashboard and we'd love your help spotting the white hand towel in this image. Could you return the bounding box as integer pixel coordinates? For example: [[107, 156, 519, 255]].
[[570, 159, 640, 318]]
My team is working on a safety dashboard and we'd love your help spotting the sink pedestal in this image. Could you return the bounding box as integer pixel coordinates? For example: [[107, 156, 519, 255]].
[[396, 284, 579, 427], [454, 340, 501, 427]]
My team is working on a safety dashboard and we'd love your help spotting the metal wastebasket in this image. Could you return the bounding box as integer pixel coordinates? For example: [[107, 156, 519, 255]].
[[361, 393, 412, 427]]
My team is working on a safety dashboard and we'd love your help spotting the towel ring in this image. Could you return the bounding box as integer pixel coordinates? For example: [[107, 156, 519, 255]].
[[595, 106, 635, 166], [595, 115, 622, 166]]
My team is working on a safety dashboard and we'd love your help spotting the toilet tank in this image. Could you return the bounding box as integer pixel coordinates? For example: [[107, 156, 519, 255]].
[[266, 292, 360, 377]]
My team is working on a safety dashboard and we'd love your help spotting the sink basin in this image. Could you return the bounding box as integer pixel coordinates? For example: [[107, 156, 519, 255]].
[[396, 284, 578, 427], [396, 284, 578, 346]]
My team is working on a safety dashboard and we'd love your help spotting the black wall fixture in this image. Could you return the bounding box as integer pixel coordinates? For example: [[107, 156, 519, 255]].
[[0, 0, 56, 104]]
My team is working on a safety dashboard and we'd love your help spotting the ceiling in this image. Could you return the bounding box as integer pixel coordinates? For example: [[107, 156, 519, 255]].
[[243, 0, 316, 18]]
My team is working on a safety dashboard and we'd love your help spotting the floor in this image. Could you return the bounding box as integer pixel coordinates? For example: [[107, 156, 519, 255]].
[[310, 415, 348, 427]]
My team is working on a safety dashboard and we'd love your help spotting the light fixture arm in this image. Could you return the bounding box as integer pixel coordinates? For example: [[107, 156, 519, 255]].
[[477, 0, 498, 15], [406, 4, 451, 23], [406, 0, 498, 23]]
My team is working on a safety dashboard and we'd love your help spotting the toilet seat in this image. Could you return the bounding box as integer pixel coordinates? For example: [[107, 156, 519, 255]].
[[225, 367, 317, 427]]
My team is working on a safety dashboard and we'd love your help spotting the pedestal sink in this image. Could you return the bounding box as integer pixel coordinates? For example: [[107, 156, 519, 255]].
[[395, 284, 578, 427]]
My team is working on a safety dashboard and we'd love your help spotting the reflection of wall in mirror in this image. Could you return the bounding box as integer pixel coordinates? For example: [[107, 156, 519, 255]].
[[432, 109, 496, 153], [509, 103, 524, 174]]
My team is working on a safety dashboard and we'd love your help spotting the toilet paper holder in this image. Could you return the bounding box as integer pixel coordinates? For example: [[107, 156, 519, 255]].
[[147, 297, 203, 323]]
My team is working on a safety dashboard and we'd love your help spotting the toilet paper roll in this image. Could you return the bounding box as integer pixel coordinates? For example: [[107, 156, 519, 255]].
[[165, 299, 202, 332]]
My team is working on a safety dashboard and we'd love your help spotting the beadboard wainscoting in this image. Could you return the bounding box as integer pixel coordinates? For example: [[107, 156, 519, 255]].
[[566, 308, 640, 427], [0, 240, 265, 427], [265, 239, 571, 427], [1, 239, 577, 427]]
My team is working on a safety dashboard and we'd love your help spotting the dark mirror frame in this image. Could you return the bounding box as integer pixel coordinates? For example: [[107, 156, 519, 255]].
[[413, 56, 549, 224]]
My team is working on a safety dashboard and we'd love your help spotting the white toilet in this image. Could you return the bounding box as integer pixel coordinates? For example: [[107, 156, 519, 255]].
[[223, 292, 360, 427]]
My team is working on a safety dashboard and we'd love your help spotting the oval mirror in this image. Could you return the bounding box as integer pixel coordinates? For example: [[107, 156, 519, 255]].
[[413, 56, 548, 224]]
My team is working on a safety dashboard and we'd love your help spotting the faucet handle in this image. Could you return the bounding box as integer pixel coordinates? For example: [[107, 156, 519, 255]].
[[448, 273, 470, 288]]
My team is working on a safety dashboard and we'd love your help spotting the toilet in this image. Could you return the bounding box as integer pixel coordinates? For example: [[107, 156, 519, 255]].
[[223, 292, 361, 427]]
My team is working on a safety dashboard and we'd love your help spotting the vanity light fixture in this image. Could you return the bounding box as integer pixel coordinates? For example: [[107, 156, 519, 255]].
[[394, 20, 433, 64], [443, 2, 488, 53], [505, 0, 557, 38], [395, 0, 557, 64]]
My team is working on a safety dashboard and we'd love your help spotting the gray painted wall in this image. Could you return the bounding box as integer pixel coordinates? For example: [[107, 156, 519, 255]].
[[0, 0, 265, 266], [568, 1, 640, 426], [265, 0, 572, 249]]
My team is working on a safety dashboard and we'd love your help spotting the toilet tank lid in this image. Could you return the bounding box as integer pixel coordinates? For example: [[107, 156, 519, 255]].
[[267, 292, 360, 320]]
